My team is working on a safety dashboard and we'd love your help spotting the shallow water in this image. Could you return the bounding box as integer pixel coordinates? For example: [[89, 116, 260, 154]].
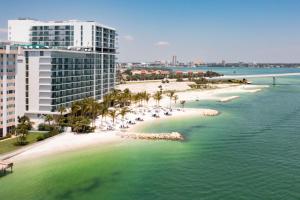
[[171, 66, 300, 76], [1, 68, 300, 200]]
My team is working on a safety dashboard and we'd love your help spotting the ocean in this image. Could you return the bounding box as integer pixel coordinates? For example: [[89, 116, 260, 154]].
[[1, 67, 300, 200]]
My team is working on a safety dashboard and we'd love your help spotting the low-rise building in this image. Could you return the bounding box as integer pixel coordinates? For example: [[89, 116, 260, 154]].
[[131, 69, 170, 76]]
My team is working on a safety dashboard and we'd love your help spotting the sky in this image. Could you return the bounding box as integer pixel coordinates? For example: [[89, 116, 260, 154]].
[[0, 0, 300, 63]]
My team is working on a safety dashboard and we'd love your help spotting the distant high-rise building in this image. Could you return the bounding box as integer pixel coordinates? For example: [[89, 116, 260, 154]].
[[172, 55, 177, 66], [194, 59, 204, 66], [221, 60, 226, 66]]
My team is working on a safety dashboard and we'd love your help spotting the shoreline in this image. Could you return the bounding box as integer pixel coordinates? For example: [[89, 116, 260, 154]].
[[1, 108, 218, 163], [218, 96, 240, 102], [127, 108, 219, 133], [0, 83, 267, 163]]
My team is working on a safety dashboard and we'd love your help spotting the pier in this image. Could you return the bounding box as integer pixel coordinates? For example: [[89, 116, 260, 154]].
[[209, 72, 300, 79], [0, 161, 13, 174], [209, 72, 300, 85]]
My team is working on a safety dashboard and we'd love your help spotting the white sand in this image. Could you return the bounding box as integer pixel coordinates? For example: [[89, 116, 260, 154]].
[[128, 108, 219, 132], [117, 80, 195, 93], [218, 96, 240, 102], [1, 83, 268, 162], [141, 84, 268, 107], [9, 132, 122, 162]]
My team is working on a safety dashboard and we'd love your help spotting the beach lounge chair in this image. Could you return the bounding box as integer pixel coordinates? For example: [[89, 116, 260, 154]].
[[136, 117, 144, 121]]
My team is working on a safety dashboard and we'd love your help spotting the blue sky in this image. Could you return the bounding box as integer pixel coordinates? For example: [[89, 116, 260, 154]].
[[0, 0, 300, 63]]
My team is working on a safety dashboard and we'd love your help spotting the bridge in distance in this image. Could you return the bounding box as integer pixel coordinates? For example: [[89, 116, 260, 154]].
[[209, 73, 300, 85], [209, 73, 300, 79]]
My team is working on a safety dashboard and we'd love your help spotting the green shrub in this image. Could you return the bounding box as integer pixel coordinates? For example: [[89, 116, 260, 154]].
[[38, 123, 53, 131], [49, 126, 60, 136], [36, 135, 45, 141], [36, 124, 62, 141]]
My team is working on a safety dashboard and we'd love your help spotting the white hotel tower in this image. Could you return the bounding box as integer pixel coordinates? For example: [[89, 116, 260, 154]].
[[7, 19, 117, 122]]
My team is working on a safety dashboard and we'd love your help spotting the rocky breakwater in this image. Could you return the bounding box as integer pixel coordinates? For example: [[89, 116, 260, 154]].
[[119, 132, 184, 141], [218, 96, 240, 103], [201, 109, 219, 116]]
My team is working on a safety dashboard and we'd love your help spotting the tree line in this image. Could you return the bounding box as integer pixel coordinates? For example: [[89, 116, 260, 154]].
[[14, 89, 187, 144]]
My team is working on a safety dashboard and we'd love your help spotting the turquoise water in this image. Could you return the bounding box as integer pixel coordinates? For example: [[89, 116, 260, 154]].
[[171, 66, 300, 76], [1, 68, 300, 199]]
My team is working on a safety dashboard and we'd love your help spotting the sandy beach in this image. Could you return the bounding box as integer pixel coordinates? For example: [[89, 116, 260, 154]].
[[0, 83, 268, 163], [127, 108, 219, 133], [4, 107, 218, 163]]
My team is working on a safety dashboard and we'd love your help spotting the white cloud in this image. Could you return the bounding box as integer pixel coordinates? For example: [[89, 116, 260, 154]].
[[0, 28, 8, 33], [154, 41, 170, 47], [123, 35, 134, 41]]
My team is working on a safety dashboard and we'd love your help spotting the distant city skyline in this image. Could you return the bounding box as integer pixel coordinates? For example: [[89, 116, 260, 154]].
[[1, 0, 300, 63]]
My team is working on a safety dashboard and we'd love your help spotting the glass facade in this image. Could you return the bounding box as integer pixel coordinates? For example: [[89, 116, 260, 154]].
[[30, 25, 74, 47], [30, 24, 116, 53], [95, 27, 116, 53], [27, 50, 116, 112], [23, 21, 117, 115]]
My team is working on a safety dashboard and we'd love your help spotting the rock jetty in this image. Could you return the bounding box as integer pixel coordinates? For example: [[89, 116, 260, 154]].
[[218, 96, 240, 103], [119, 132, 184, 141], [201, 109, 219, 116]]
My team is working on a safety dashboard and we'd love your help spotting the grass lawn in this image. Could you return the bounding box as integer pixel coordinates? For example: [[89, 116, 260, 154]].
[[0, 132, 44, 155]]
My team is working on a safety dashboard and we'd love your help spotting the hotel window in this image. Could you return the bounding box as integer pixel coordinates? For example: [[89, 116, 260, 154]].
[[81, 26, 83, 46], [92, 25, 94, 46]]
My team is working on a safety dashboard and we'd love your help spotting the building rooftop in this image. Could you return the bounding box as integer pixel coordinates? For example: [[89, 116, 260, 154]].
[[11, 18, 116, 30]]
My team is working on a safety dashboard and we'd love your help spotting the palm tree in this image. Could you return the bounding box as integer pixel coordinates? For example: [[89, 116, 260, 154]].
[[166, 90, 176, 109], [132, 93, 140, 106], [15, 123, 29, 145], [58, 106, 67, 116], [173, 95, 179, 105], [153, 91, 163, 107], [103, 94, 112, 107], [17, 115, 33, 129], [158, 85, 163, 93], [99, 103, 109, 126], [56, 106, 67, 126], [92, 101, 101, 126], [82, 98, 101, 126], [119, 107, 131, 126], [145, 92, 151, 105], [44, 114, 53, 126], [71, 116, 92, 134], [15, 115, 33, 145], [110, 89, 121, 107], [83, 98, 94, 117], [137, 92, 144, 106], [122, 88, 132, 106], [180, 100, 186, 110], [71, 102, 82, 117], [140, 91, 150, 106], [108, 109, 118, 126]]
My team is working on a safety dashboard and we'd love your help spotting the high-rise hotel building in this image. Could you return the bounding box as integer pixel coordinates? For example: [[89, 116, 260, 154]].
[[0, 43, 22, 137], [7, 19, 117, 123]]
